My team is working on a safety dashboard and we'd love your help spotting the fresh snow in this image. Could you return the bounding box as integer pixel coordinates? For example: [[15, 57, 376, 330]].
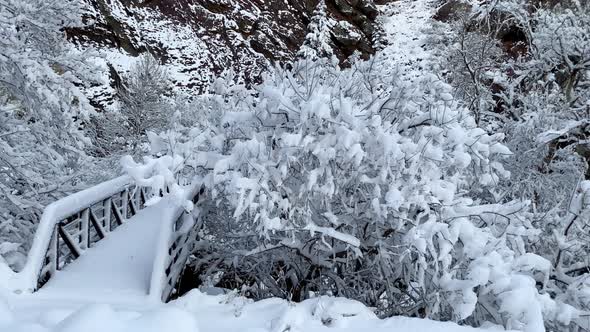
[[0, 290, 513, 332], [0, 0, 546, 331], [12, 176, 134, 293], [379, 0, 440, 81], [33, 200, 166, 302], [5, 201, 513, 332]]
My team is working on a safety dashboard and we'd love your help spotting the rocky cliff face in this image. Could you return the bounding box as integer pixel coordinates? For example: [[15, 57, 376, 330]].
[[67, 0, 389, 108]]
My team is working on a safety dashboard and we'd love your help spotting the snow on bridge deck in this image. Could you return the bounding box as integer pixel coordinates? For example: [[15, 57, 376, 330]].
[[32, 200, 168, 302]]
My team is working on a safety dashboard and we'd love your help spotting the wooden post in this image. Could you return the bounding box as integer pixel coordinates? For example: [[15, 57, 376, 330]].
[[50, 227, 59, 276], [140, 187, 148, 208], [128, 187, 138, 216], [104, 197, 112, 232], [122, 188, 129, 219], [80, 208, 89, 251]]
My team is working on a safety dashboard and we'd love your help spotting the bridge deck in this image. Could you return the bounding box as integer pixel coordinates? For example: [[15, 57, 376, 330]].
[[34, 200, 168, 301]]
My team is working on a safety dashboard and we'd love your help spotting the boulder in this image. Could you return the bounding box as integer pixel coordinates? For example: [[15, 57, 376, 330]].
[[433, 0, 473, 22], [334, 0, 356, 15], [331, 21, 364, 46], [357, 0, 379, 20]]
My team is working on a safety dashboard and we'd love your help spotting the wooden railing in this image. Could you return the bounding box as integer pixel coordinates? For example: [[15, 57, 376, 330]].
[[161, 186, 205, 301], [36, 183, 151, 289], [13, 176, 138, 292], [149, 183, 206, 302], [15, 173, 205, 302]]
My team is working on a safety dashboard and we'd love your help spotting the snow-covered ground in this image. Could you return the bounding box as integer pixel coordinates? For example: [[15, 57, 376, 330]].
[[378, 0, 451, 82], [0, 1, 518, 331], [0, 290, 510, 332]]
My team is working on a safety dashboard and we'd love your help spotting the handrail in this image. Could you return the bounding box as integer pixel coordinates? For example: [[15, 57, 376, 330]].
[[15, 175, 143, 292], [149, 180, 206, 302], [9, 172, 204, 302]]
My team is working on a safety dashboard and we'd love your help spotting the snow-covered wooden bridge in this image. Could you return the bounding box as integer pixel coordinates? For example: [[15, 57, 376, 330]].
[[8, 176, 205, 304]]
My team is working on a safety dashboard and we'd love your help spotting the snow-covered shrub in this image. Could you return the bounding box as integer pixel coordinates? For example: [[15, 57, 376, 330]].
[[121, 154, 188, 207], [439, 1, 590, 330], [500, 108, 587, 211], [0, 0, 101, 270], [442, 0, 534, 126], [444, 0, 589, 212], [89, 53, 173, 157], [530, 4, 590, 103], [447, 27, 505, 125], [501, 2, 590, 211], [547, 181, 590, 311], [147, 56, 576, 330]]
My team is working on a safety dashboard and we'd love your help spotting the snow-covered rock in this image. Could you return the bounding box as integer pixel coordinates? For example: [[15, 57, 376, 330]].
[[68, 0, 389, 109]]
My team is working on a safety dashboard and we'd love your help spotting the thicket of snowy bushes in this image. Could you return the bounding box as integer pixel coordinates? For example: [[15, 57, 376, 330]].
[[441, 0, 590, 329], [0, 0, 104, 270], [0, 0, 179, 268], [1, 0, 590, 331], [148, 57, 580, 331]]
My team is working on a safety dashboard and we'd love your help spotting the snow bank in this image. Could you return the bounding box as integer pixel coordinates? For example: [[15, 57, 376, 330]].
[[55, 304, 198, 332], [0, 298, 13, 326], [0, 302, 198, 332], [269, 296, 377, 331], [0, 289, 516, 332], [171, 290, 513, 332]]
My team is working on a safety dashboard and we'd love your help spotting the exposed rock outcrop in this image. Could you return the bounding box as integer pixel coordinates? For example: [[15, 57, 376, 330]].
[[66, 0, 391, 109]]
